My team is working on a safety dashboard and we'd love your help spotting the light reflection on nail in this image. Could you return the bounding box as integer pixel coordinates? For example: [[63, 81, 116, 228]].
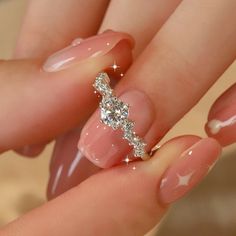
[[67, 151, 83, 178], [45, 57, 75, 72], [51, 164, 64, 195]]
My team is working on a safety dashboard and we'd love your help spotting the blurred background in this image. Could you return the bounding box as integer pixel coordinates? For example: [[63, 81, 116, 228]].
[[0, 1, 235, 235]]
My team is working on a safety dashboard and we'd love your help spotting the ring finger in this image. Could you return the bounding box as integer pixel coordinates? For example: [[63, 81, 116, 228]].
[[78, 0, 236, 168]]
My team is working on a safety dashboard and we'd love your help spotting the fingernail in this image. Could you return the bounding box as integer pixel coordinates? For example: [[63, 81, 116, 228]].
[[15, 144, 46, 157], [159, 138, 221, 204], [78, 90, 155, 168], [206, 107, 236, 146], [43, 31, 134, 72], [47, 130, 100, 199], [48, 150, 100, 199]]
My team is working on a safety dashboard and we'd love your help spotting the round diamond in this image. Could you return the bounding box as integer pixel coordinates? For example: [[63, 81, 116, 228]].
[[121, 120, 134, 131], [100, 97, 129, 129]]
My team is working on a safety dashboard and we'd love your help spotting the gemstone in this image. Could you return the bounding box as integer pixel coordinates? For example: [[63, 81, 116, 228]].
[[121, 120, 134, 132], [123, 131, 136, 145], [134, 147, 146, 158], [100, 96, 129, 130], [132, 136, 146, 149], [93, 73, 113, 96]]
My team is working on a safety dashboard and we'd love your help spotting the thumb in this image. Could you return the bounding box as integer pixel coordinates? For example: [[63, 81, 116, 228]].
[[0, 136, 221, 236], [0, 31, 133, 152]]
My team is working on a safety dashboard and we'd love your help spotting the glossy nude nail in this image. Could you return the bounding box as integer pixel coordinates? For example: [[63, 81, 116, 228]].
[[78, 90, 155, 168], [47, 129, 100, 199], [206, 106, 236, 146], [159, 138, 221, 204], [43, 31, 134, 72]]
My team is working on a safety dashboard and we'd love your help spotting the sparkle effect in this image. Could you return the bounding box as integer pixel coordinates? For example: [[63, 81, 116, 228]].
[[110, 61, 120, 71], [123, 156, 131, 164], [176, 171, 195, 187]]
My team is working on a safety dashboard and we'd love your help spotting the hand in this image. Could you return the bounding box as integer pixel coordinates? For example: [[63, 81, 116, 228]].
[[0, 59, 221, 234], [0, 132, 221, 235], [13, 0, 236, 198]]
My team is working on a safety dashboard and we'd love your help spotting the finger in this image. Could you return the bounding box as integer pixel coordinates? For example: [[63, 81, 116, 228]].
[[99, 0, 182, 56], [15, 142, 49, 157], [48, 0, 183, 195], [78, 0, 236, 168], [0, 31, 133, 152], [14, 0, 109, 156], [205, 83, 236, 146], [0, 136, 221, 236], [47, 128, 100, 199], [14, 0, 110, 58]]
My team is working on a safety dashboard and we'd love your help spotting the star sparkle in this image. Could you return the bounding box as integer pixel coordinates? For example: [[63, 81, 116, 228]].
[[176, 171, 195, 187], [110, 61, 120, 71]]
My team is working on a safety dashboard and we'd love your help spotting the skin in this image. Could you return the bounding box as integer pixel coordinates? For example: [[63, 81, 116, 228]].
[[0, 136, 221, 235], [0, 0, 235, 234]]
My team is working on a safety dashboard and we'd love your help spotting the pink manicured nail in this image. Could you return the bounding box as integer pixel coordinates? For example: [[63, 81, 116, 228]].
[[78, 90, 154, 168], [43, 31, 134, 72], [47, 129, 100, 199], [206, 106, 236, 146], [159, 138, 221, 204]]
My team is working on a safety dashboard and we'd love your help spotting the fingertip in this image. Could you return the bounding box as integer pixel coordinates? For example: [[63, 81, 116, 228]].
[[158, 137, 222, 204], [14, 144, 46, 158], [205, 83, 236, 146]]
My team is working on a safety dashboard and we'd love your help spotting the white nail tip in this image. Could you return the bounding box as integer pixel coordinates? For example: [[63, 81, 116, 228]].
[[207, 115, 236, 135]]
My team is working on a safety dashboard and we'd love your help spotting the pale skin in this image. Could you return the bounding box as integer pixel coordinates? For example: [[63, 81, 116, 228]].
[[0, 0, 236, 235]]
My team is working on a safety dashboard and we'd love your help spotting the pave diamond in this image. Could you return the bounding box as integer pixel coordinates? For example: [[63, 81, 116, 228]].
[[123, 130, 136, 145], [93, 72, 113, 96], [100, 96, 129, 130], [134, 147, 146, 158], [121, 120, 134, 131]]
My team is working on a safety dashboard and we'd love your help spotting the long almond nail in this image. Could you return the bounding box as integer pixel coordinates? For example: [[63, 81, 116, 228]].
[[159, 138, 221, 204], [47, 130, 100, 199], [43, 31, 134, 72], [78, 90, 155, 168], [206, 107, 236, 146]]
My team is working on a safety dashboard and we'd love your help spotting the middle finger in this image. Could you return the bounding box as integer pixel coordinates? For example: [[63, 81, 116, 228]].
[[48, 0, 182, 197]]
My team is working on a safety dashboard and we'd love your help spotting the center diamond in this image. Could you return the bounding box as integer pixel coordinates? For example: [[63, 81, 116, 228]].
[[100, 96, 129, 130]]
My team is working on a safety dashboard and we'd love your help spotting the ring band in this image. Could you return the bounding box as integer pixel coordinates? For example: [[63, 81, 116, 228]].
[[93, 72, 149, 160]]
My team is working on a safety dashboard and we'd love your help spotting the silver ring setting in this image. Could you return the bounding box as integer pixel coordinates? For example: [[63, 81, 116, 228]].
[[93, 72, 149, 160]]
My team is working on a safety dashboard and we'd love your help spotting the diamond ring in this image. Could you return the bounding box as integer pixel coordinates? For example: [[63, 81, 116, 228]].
[[93, 72, 149, 160]]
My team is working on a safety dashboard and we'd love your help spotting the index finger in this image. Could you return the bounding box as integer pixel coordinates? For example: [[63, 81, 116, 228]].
[[14, 0, 110, 58]]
